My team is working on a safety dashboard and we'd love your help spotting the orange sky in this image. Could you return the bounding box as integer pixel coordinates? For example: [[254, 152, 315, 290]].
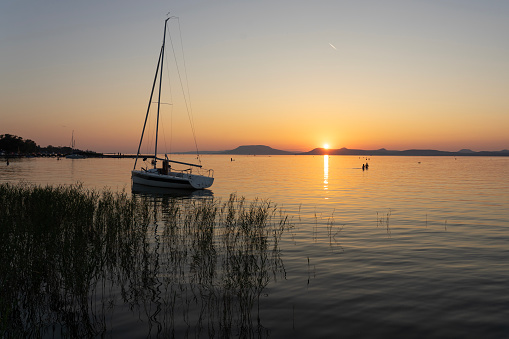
[[1, 1, 508, 153]]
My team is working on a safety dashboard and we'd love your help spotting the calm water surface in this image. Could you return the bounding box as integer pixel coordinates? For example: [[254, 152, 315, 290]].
[[1, 155, 508, 338]]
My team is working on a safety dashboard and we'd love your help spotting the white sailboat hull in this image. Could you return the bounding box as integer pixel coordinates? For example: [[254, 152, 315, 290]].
[[132, 170, 214, 190], [66, 154, 86, 159]]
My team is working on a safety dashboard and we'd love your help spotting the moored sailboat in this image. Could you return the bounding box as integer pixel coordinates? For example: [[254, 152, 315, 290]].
[[65, 130, 86, 159], [131, 17, 214, 190]]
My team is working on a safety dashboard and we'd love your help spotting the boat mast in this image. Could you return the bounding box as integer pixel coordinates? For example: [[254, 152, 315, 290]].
[[154, 17, 170, 168]]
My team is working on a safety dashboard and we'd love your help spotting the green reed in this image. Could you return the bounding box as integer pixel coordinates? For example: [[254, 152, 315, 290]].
[[0, 183, 291, 338], [0, 183, 153, 337]]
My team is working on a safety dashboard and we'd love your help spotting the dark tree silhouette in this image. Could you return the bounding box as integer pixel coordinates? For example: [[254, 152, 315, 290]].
[[0, 134, 39, 154]]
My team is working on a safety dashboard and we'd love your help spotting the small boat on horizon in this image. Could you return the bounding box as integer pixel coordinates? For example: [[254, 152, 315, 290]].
[[131, 17, 214, 190], [65, 130, 86, 159]]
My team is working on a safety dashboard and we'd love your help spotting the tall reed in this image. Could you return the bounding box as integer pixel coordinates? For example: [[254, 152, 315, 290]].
[[0, 183, 291, 338]]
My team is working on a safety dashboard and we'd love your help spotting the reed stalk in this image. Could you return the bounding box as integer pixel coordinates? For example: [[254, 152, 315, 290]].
[[0, 183, 291, 338]]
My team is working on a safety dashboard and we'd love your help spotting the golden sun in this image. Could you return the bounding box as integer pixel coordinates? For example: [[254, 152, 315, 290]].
[[323, 143, 330, 149]]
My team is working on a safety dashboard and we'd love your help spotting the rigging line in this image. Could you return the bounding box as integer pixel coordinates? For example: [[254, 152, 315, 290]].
[[167, 18, 201, 163], [168, 103, 174, 156], [144, 101, 155, 161], [163, 34, 175, 159], [160, 104, 169, 158], [134, 46, 163, 170], [176, 17, 200, 160], [147, 106, 153, 156]]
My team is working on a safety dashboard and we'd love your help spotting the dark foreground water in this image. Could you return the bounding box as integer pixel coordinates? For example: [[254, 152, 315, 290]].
[[1, 155, 508, 338]]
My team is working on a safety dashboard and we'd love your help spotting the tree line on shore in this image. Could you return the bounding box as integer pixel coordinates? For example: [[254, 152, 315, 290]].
[[0, 134, 94, 156]]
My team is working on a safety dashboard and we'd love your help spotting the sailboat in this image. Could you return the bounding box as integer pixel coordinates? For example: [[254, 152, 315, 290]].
[[65, 130, 86, 159], [131, 17, 214, 190]]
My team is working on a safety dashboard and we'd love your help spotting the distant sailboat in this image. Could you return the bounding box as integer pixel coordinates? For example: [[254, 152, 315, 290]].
[[66, 130, 86, 159], [131, 17, 214, 190]]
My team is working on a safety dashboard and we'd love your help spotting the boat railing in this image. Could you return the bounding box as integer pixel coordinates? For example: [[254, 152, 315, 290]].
[[202, 168, 214, 178], [170, 167, 214, 178]]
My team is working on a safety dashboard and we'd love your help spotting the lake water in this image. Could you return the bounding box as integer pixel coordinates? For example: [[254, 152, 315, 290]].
[[1, 155, 508, 338]]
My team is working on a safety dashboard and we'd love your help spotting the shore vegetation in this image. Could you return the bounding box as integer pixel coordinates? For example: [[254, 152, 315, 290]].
[[0, 183, 292, 337]]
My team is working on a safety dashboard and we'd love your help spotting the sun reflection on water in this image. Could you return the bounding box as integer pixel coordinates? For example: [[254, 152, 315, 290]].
[[323, 155, 329, 196]]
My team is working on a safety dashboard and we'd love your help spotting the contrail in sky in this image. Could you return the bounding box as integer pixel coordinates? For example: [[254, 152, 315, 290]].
[[329, 43, 337, 50]]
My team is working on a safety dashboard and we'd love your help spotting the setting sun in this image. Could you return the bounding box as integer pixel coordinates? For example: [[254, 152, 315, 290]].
[[323, 143, 330, 149]]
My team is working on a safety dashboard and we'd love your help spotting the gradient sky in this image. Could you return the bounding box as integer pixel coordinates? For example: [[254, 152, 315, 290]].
[[1, 0, 508, 153]]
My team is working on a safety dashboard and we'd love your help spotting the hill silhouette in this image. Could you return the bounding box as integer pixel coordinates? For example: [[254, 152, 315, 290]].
[[221, 145, 294, 155], [174, 145, 509, 156], [301, 147, 509, 156]]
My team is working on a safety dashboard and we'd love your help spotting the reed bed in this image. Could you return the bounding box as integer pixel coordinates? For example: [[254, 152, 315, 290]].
[[0, 183, 291, 338]]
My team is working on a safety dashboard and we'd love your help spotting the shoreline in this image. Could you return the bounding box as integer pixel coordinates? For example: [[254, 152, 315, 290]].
[[2, 152, 509, 159]]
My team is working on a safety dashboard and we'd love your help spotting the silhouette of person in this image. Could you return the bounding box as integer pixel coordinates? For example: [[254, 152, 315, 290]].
[[362, 164, 365, 170], [365, 162, 369, 170]]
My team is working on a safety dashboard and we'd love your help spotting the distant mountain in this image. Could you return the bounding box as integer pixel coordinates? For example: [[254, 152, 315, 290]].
[[170, 145, 294, 155], [300, 148, 509, 156], [171, 146, 509, 157], [221, 145, 294, 155], [301, 147, 395, 155]]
